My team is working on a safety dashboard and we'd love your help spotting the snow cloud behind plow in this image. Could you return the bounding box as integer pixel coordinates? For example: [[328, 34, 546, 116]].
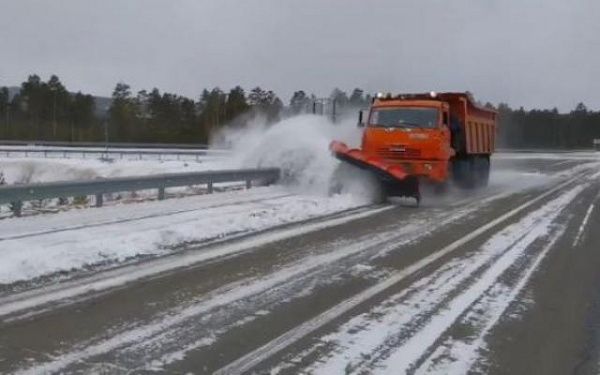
[[211, 114, 376, 201]]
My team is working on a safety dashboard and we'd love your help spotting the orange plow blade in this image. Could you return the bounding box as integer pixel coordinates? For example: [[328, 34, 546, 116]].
[[329, 140, 408, 182]]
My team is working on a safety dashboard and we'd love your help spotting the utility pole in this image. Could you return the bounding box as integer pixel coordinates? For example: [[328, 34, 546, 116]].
[[52, 89, 57, 138], [332, 98, 337, 123], [4, 103, 8, 137], [103, 120, 109, 159]]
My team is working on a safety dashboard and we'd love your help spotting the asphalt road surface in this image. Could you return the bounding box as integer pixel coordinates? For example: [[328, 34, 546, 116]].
[[1, 153, 600, 374]]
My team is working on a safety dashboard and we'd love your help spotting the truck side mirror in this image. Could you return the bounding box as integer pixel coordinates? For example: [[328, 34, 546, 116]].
[[357, 110, 365, 127]]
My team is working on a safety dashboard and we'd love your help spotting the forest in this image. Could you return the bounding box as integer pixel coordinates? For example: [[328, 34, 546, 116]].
[[1, 74, 599, 148]]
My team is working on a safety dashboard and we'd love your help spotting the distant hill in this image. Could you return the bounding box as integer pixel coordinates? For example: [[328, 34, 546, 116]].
[[4, 86, 111, 118]]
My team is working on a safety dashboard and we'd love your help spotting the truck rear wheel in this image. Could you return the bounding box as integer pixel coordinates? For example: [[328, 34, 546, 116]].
[[452, 156, 489, 189], [452, 158, 476, 189], [476, 156, 490, 187]]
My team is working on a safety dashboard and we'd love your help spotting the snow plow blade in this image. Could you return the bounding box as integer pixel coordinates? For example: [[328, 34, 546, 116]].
[[329, 140, 408, 181], [329, 140, 420, 203]]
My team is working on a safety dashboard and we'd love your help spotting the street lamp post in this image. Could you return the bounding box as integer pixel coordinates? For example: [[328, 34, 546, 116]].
[[4, 103, 9, 136], [103, 120, 109, 159], [52, 89, 57, 139]]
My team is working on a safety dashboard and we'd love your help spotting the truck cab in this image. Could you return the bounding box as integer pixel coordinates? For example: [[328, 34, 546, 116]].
[[358, 94, 455, 183]]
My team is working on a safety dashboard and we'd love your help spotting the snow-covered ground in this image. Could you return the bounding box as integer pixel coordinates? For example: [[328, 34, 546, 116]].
[[0, 157, 231, 185], [495, 151, 600, 160], [0, 186, 369, 286], [0, 116, 379, 286]]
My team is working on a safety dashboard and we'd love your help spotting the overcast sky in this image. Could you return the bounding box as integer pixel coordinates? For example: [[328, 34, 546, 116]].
[[1, 0, 598, 111]]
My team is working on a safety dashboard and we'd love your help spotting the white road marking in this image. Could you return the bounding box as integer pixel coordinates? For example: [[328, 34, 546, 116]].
[[572, 192, 599, 247]]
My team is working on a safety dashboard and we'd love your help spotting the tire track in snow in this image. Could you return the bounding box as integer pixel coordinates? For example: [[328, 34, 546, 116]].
[[215, 174, 586, 375], [294, 184, 583, 375], [379, 188, 581, 374], [415, 224, 567, 375]]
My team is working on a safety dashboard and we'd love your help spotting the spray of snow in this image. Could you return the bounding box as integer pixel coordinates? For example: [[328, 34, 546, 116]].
[[211, 114, 378, 201]]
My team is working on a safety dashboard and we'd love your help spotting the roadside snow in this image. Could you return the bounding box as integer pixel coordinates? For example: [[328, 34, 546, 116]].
[[495, 151, 600, 161], [0, 186, 365, 285], [0, 157, 230, 185]]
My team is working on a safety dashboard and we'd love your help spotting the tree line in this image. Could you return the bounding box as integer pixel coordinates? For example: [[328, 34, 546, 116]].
[[496, 103, 600, 149], [0, 75, 285, 144], [1, 74, 599, 148], [0, 75, 95, 142]]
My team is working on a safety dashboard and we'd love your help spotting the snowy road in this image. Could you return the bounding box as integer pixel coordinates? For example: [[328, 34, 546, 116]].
[[1, 154, 600, 374]]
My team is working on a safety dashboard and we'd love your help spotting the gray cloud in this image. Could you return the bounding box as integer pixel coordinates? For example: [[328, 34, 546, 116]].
[[1, 0, 598, 110]]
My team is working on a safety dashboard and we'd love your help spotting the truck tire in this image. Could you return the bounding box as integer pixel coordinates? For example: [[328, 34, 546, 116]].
[[452, 158, 476, 189], [477, 157, 490, 187]]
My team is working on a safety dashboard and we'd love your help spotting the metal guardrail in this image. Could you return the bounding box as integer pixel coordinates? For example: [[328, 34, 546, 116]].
[[496, 148, 596, 154], [0, 140, 210, 149], [0, 147, 229, 161], [0, 168, 280, 216]]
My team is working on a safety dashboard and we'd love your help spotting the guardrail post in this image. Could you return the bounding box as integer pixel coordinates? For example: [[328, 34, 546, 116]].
[[246, 179, 252, 189], [158, 187, 165, 200], [95, 193, 103, 207], [10, 201, 22, 217], [207, 181, 213, 194]]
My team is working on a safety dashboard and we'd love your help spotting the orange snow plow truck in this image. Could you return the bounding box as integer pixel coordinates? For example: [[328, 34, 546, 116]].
[[330, 92, 497, 204]]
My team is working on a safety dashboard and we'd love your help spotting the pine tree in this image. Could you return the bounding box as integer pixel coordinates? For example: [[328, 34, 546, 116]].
[[225, 86, 249, 123], [290, 90, 310, 114], [70, 92, 95, 141], [109, 82, 138, 141], [0, 87, 9, 138], [349, 88, 365, 108]]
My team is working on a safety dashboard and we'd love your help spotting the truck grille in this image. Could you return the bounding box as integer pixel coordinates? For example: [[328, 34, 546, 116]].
[[377, 147, 421, 159]]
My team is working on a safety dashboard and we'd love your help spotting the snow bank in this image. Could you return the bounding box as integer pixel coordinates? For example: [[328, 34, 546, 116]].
[[0, 187, 364, 285], [495, 151, 600, 160], [0, 157, 230, 185]]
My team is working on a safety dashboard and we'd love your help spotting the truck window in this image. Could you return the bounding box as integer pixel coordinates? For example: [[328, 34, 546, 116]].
[[369, 108, 439, 129]]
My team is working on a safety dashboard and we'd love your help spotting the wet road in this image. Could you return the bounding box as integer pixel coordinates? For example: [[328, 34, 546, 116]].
[[1, 153, 600, 374]]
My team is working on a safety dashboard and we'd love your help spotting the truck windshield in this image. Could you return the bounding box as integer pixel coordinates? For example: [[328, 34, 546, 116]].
[[369, 108, 439, 128]]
